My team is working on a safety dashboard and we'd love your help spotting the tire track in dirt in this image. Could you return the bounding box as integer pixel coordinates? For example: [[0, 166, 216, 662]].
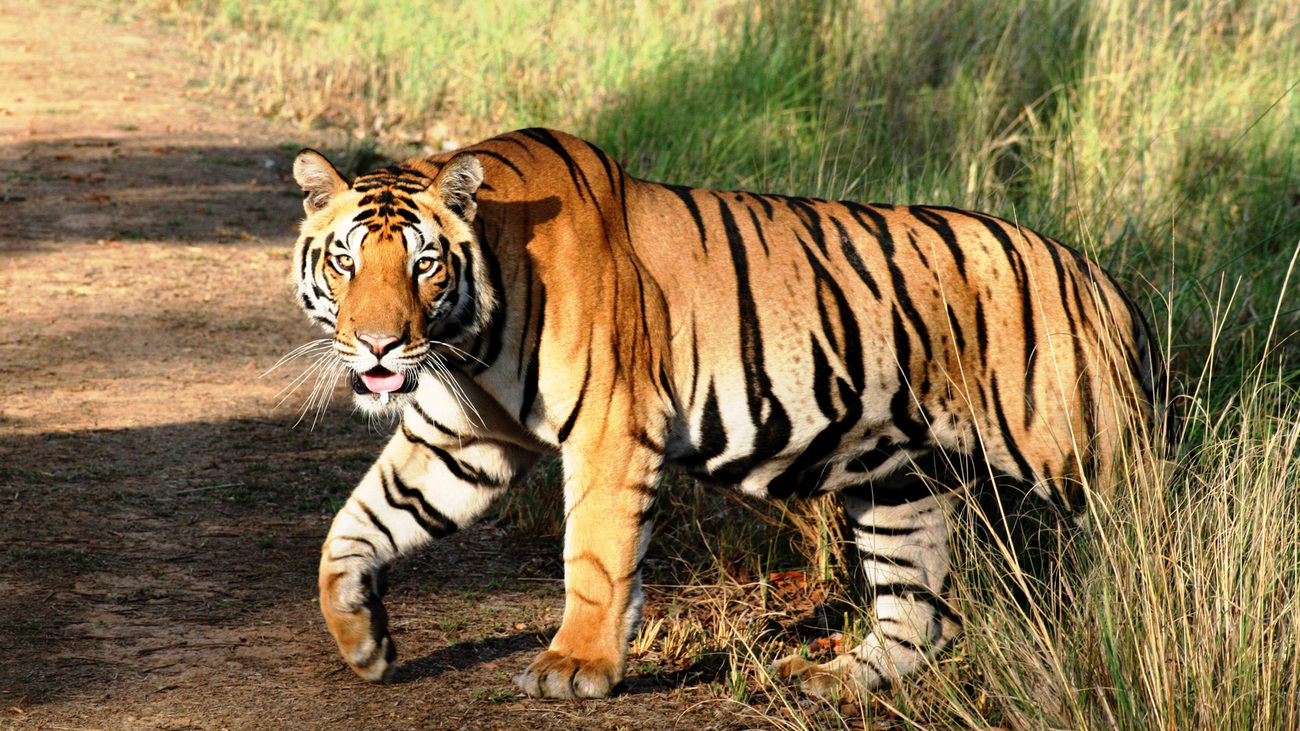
[[0, 3, 739, 729]]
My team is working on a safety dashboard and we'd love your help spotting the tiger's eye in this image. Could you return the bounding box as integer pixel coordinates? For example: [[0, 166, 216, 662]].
[[416, 257, 436, 273], [333, 253, 354, 271]]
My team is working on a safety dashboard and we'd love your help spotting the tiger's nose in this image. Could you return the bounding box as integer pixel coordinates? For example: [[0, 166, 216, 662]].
[[357, 333, 402, 357]]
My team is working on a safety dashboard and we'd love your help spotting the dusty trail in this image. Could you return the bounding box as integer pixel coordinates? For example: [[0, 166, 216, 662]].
[[0, 3, 737, 728]]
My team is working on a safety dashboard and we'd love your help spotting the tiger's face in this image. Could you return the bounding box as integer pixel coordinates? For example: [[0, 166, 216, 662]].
[[290, 150, 487, 414]]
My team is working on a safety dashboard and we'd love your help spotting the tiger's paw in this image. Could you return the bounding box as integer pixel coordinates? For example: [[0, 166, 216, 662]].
[[771, 654, 850, 699], [332, 613, 397, 683], [513, 650, 620, 699], [320, 567, 398, 683]]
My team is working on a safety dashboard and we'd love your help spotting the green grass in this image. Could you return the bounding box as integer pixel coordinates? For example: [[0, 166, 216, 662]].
[[117, 0, 1300, 728]]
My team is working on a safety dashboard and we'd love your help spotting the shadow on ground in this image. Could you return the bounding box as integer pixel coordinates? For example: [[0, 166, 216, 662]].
[[0, 135, 396, 256], [0, 410, 736, 730]]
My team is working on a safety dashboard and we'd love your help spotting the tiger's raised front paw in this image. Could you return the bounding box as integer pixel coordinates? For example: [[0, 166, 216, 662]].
[[512, 650, 620, 699], [320, 567, 398, 683], [771, 654, 848, 699]]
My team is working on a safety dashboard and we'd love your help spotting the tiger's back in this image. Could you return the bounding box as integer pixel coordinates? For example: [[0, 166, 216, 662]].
[[456, 131, 1157, 501]]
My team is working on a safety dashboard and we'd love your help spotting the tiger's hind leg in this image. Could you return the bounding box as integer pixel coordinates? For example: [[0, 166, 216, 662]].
[[773, 471, 960, 697]]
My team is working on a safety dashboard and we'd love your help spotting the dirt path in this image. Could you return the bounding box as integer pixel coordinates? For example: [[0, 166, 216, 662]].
[[0, 3, 745, 729]]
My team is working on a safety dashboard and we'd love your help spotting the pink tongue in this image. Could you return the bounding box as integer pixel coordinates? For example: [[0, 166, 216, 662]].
[[361, 371, 405, 394]]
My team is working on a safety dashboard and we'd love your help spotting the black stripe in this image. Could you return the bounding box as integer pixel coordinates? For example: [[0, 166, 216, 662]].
[[519, 128, 594, 203], [431, 252, 465, 333], [842, 477, 934, 507], [474, 149, 525, 180], [876, 630, 923, 653], [516, 256, 535, 377], [664, 185, 708, 253], [867, 582, 960, 623], [632, 261, 651, 339], [634, 431, 665, 454], [855, 653, 890, 678], [475, 244, 507, 373], [409, 401, 464, 440], [904, 230, 931, 270], [799, 236, 865, 391], [333, 535, 379, 554], [851, 522, 920, 536], [556, 349, 592, 443], [844, 202, 933, 360], [519, 349, 540, 425], [785, 197, 828, 256], [856, 551, 921, 570], [296, 236, 315, 289], [745, 205, 770, 256], [809, 335, 837, 419], [1043, 236, 1094, 457], [989, 375, 1035, 481], [945, 305, 966, 355], [356, 501, 396, 549], [381, 467, 457, 537], [909, 206, 965, 279], [583, 140, 620, 199], [714, 194, 791, 476], [890, 308, 930, 445], [767, 338, 860, 498], [943, 208, 1039, 424], [678, 380, 727, 471], [498, 135, 534, 157], [687, 313, 700, 409], [402, 424, 501, 487], [833, 216, 881, 299], [308, 246, 323, 283], [519, 287, 545, 424]]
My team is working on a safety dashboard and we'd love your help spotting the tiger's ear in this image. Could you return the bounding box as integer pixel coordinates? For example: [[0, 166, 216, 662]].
[[293, 149, 348, 215], [434, 152, 484, 222]]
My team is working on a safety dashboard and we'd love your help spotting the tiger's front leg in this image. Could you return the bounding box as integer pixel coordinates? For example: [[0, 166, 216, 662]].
[[512, 428, 661, 699], [319, 406, 535, 682]]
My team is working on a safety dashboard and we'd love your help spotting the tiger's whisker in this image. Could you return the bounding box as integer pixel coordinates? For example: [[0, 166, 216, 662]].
[[296, 355, 342, 428], [262, 339, 334, 378], [431, 340, 488, 368], [274, 351, 334, 402], [275, 352, 336, 412]]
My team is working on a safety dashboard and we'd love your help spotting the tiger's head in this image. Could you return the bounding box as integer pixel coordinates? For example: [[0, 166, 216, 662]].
[[290, 149, 490, 414]]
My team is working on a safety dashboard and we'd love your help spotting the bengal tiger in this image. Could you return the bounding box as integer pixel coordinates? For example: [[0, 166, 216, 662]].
[[289, 128, 1160, 699]]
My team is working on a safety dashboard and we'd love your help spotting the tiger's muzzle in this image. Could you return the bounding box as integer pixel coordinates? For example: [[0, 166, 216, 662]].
[[338, 330, 423, 408]]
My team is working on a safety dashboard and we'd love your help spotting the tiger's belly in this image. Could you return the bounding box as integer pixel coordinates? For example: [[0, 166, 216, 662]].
[[663, 402, 935, 500]]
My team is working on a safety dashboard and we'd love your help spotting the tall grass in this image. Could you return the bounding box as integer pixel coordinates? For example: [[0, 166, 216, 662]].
[[121, 0, 1300, 727]]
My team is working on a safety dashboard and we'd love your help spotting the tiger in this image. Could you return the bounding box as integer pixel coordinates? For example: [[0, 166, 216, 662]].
[[289, 127, 1160, 699]]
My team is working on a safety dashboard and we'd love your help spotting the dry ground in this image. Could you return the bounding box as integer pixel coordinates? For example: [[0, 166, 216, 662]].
[[0, 3, 756, 728]]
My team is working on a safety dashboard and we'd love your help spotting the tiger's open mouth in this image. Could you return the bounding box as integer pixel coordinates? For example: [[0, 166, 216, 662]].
[[351, 367, 418, 396]]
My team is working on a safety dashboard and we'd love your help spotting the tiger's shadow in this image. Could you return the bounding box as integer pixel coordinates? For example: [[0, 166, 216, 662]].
[[392, 630, 711, 696], [391, 630, 541, 684]]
